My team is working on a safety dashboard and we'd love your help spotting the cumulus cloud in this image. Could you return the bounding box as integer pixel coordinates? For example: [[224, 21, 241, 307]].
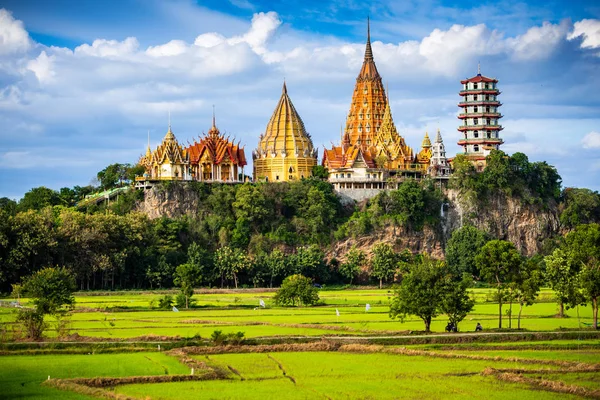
[[26, 51, 55, 83], [227, 11, 281, 54], [0, 9, 31, 55], [508, 21, 570, 60], [74, 37, 139, 57], [146, 40, 188, 57], [568, 19, 600, 49], [582, 131, 600, 149]]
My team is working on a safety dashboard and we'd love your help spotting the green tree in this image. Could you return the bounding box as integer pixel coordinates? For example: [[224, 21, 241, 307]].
[[22, 267, 76, 315], [273, 274, 319, 306], [311, 165, 329, 180], [560, 188, 600, 228], [579, 263, 600, 329], [97, 163, 128, 190], [214, 246, 247, 288], [264, 249, 286, 288], [18, 187, 62, 211], [512, 257, 542, 329], [339, 246, 366, 284], [544, 248, 581, 317], [445, 225, 489, 279], [475, 240, 523, 329], [439, 275, 475, 330], [391, 180, 425, 230], [370, 243, 397, 288], [174, 263, 202, 309], [389, 256, 445, 332]]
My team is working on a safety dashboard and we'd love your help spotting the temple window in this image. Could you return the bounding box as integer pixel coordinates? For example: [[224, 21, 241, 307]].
[[474, 106, 478, 113], [474, 118, 479, 125], [336, 174, 338, 178], [487, 130, 492, 138], [474, 130, 479, 138], [487, 118, 491, 125], [366, 124, 371, 133], [473, 95, 478, 101], [363, 88, 368, 94], [359, 113, 363, 120], [474, 83, 478, 89], [347, 173, 351, 178], [276, 175, 279, 180], [474, 144, 479, 152], [486, 106, 491, 113], [367, 113, 370, 119], [358, 124, 363, 132]]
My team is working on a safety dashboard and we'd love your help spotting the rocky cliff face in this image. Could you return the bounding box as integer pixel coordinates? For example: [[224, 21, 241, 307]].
[[443, 189, 560, 257], [136, 183, 199, 219], [329, 189, 560, 262], [137, 183, 560, 258]]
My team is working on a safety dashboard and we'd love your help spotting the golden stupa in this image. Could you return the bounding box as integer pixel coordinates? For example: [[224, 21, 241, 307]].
[[252, 82, 318, 182], [415, 132, 433, 169]]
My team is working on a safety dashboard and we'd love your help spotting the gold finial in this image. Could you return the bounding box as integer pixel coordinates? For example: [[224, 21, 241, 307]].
[[282, 79, 287, 94], [478, 61, 481, 75], [212, 104, 216, 128], [168, 109, 171, 132]]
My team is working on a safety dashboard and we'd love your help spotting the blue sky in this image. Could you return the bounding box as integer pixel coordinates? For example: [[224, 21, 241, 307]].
[[0, 0, 599, 199]]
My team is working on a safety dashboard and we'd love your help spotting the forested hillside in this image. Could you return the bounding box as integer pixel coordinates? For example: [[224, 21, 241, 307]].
[[0, 150, 599, 293]]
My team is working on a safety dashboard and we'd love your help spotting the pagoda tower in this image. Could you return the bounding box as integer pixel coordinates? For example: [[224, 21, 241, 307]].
[[428, 129, 450, 177], [253, 82, 318, 182], [457, 66, 503, 170], [144, 124, 190, 180], [345, 18, 387, 147]]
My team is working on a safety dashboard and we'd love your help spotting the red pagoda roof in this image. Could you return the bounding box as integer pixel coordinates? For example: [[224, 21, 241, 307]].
[[461, 74, 498, 84]]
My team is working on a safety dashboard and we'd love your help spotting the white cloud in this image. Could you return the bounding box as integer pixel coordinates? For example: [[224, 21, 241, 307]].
[[74, 37, 139, 57], [0, 9, 31, 55], [194, 32, 226, 48], [582, 131, 600, 149], [26, 51, 55, 83], [146, 40, 188, 57], [508, 21, 570, 60], [227, 11, 281, 55], [568, 19, 600, 49]]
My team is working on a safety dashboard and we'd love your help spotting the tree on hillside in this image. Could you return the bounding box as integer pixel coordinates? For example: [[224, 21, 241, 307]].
[[263, 249, 287, 288], [560, 188, 600, 228], [476, 240, 523, 329], [445, 225, 489, 279], [18, 187, 63, 211], [311, 165, 329, 180], [273, 274, 319, 306], [389, 256, 446, 332], [97, 163, 128, 190], [370, 243, 398, 288], [20, 267, 76, 339], [339, 246, 366, 284]]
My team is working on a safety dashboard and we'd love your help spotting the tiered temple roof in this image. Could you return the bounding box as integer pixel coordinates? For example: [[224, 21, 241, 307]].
[[187, 115, 247, 168]]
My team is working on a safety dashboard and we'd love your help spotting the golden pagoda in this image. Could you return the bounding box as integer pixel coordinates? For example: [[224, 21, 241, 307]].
[[142, 124, 190, 180], [187, 114, 247, 182], [415, 132, 433, 170], [346, 18, 387, 147], [323, 19, 416, 184], [253, 82, 318, 182]]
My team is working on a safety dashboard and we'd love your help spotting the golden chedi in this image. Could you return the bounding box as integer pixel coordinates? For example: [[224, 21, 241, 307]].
[[415, 131, 433, 170], [253, 82, 317, 182]]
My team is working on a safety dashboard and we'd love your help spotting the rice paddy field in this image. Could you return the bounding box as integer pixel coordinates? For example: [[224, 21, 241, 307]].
[[1, 287, 600, 399]]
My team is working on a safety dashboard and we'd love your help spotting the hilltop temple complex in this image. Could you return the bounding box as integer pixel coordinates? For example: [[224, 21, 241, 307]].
[[135, 20, 504, 202]]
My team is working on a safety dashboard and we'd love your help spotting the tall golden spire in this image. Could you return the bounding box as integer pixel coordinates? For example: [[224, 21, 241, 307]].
[[365, 16, 373, 61], [358, 17, 380, 81]]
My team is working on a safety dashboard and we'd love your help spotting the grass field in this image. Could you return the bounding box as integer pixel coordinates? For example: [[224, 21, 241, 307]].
[[1, 288, 600, 399], [0, 288, 596, 341]]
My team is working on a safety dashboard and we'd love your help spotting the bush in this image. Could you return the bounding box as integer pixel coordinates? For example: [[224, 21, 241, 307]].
[[211, 330, 226, 345], [273, 274, 320, 306], [175, 293, 195, 309], [16, 309, 46, 340], [158, 295, 174, 309]]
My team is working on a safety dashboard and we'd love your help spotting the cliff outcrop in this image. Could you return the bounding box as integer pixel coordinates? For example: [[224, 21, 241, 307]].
[[136, 183, 199, 219], [137, 183, 560, 258]]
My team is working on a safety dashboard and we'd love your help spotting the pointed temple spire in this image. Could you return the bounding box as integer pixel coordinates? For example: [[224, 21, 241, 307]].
[[282, 80, 287, 94], [477, 61, 481, 75], [365, 16, 373, 61], [212, 104, 216, 128]]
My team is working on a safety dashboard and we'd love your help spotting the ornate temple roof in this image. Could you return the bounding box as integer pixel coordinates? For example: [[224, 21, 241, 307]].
[[150, 125, 188, 165], [357, 18, 380, 82], [186, 115, 247, 167], [415, 132, 433, 164], [254, 82, 316, 159]]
